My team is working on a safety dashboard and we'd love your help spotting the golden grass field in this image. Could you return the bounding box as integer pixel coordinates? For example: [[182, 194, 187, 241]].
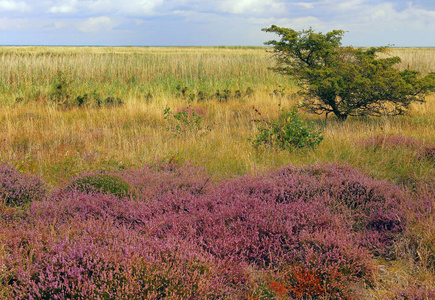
[[0, 46, 433, 186], [0, 46, 434, 298]]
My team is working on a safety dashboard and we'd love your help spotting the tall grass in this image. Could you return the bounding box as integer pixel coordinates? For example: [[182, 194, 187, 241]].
[[0, 46, 291, 103], [0, 46, 434, 186]]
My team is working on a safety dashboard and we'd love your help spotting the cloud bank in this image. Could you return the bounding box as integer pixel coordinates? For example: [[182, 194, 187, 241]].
[[0, 0, 434, 46]]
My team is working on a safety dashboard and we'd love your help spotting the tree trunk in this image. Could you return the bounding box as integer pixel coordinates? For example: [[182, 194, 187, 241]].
[[336, 113, 348, 121], [328, 99, 348, 121]]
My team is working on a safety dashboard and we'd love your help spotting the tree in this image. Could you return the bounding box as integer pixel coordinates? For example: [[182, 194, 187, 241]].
[[262, 26, 435, 121]]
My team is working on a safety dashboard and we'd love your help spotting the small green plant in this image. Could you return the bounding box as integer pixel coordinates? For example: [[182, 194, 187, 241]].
[[50, 71, 73, 106], [50, 73, 123, 109], [174, 84, 254, 102], [67, 173, 131, 198], [75, 92, 123, 108], [103, 96, 123, 107], [250, 106, 323, 151], [164, 105, 211, 136]]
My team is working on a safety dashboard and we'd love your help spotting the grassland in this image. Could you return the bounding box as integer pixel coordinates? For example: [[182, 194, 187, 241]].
[[0, 46, 434, 185], [0, 46, 434, 298]]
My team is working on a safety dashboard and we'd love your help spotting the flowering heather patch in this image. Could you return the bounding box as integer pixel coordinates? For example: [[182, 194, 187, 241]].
[[0, 162, 423, 299], [360, 134, 422, 150], [0, 163, 46, 206], [417, 144, 435, 161], [260, 229, 375, 299], [119, 162, 212, 200], [359, 134, 435, 162], [298, 164, 407, 258], [389, 283, 435, 300], [3, 218, 229, 299]]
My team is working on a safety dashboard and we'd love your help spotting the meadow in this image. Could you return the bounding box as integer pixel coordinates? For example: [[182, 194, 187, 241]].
[[0, 46, 434, 299]]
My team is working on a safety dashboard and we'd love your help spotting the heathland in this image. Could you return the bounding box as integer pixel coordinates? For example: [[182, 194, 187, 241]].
[[0, 46, 434, 299]]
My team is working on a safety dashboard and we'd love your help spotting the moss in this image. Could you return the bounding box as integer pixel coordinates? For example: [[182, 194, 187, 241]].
[[67, 174, 130, 198]]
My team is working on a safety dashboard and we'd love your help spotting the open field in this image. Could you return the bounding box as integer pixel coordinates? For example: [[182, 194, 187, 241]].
[[0, 46, 434, 185], [0, 46, 435, 299]]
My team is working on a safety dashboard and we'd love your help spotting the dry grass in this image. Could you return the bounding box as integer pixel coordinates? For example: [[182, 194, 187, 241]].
[[389, 47, 435, 74], [0, 46, 434, 186]]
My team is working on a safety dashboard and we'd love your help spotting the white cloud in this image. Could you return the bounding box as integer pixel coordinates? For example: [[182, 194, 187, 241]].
[[119, 0, 164, 15], [0, 0, 434, 46], [49, 0, 78, 14], [219, 0, 286, 15], [0, 0, 30, 12], [47, 0, 164, 16], [249, 16, 328, 31], [79, 16, 115, 33], [82, 0, 164, 16], [333, 0, 365, 11], [172, 9, 222, 23], [293, 2, 316, 9], [336, 1, 435, 32]]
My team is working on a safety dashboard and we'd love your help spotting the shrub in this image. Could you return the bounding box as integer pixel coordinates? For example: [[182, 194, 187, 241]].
[[103, 96, 123, 107], [175, 85, 254, 102], [297, 164, 407, 258], [50, 71, 73, 106], [2, 163, 418, 298], [51, 72, 124, 108], [258, 231, 375, 299], [164, 105, 212, 136], [4, 217, 229, 299], [390, 283, 435, 300], [66, 173, 131, 198], [263, 26, 435, 121], [0, 163, 46, 206], [251, 106, 323, 151], [75, 93, 124, 108]]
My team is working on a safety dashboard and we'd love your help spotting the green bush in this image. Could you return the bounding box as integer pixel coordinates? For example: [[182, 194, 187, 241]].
[[263, 26, 435, 121], [50, 71, 73, 106], [67, 174, 131, 198], [251, 106, 323, 151], [164, 105, 211, 136], [50, 72, 123, 108]]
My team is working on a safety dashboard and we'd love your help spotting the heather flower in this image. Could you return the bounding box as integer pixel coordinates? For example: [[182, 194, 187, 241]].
[[359, 134, 422, 150], [0, 163, 46, 206], [1, 162, 419, 299], [417, 144, 435, 161], [389, 283, 435, 300]]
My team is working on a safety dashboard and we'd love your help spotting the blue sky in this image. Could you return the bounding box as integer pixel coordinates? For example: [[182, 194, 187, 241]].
[[0, 0, 434, 46]]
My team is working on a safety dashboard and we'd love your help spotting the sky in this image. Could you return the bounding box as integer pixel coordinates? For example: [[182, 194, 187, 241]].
[[0, 0, 434, 47]]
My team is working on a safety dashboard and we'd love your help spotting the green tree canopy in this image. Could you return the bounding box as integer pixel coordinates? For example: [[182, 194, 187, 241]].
[[263, 26, 435, 121]]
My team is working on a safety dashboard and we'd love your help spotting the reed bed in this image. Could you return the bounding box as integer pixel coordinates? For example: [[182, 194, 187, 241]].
[[0, 46, 290, 104]]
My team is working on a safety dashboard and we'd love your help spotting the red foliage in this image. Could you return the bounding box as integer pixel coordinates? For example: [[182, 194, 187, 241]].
[[289, 266, 325, 298], [268, 280, 289, 297]]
